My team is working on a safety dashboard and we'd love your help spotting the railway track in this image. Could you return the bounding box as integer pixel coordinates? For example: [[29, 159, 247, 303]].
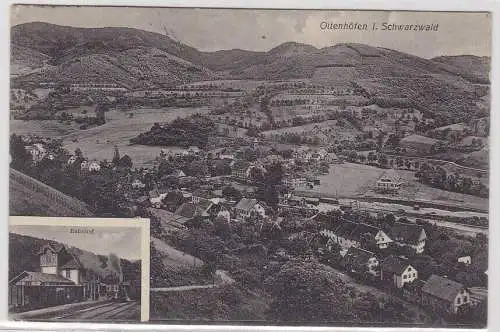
[[51, 301, 138, 321]]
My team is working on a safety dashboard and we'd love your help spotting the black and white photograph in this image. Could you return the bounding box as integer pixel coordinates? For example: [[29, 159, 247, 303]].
[[8, 5, 490, 328], [8, 216, 150, 322]]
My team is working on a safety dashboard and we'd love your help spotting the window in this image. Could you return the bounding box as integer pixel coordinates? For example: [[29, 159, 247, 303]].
[[408, 267, 412, 271], [413, 273, 416, 277], [65, 270, 71, 278], [457, 298, 461, 305], [464, 296, 468, 303], [403, 274, 407, 279]]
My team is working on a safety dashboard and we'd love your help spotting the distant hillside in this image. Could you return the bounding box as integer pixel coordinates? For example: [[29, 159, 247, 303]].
[[12, 22, 491, 84], [9, 168, 93, 217], [432, 55, 490, 84], [10, 22, 491, 119], [8, 232, 137, 281]]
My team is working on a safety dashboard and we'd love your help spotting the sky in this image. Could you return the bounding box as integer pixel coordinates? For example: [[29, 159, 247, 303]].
[[10, 6, 492, 58], [10, 224, 142, 260]]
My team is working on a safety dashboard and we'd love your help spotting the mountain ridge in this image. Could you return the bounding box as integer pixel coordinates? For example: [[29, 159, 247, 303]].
[[11, 22, 491, 86]]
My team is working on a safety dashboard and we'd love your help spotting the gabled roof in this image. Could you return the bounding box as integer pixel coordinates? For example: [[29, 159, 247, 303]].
[[333, 220, 359, 238], [10, 271, 75, 285], [390, 222, 426, 245], [377, 168, 401, 183], [171, 169, 186, 177], [234, 198, 258, 212], [350, 223, 380, 242], [422, 275, 466, 302], [381, 255, 413, 275], [36, 243, 65, 255], [60, 256, 84, 269]]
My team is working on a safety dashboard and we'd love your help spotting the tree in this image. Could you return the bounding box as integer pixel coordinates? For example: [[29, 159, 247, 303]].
[[10, 134, 32, 171], [112, 145, 120, 164]]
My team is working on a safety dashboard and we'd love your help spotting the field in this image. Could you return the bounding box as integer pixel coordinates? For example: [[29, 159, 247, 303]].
[[300, 162, 386, 197], [261, 119, 361, 140], [299, 162, 488, 212], [63, 107, 211, 166], [11, 119, 82, 137], [364, 169, 489, 212]]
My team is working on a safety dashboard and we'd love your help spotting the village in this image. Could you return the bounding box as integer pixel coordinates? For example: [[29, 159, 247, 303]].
[[12, 131, 488, 325], [8, 16, 491, 326]]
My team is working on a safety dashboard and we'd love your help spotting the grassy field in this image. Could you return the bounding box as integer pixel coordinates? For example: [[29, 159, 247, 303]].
[[300, 162, 488, 211], [60, 107, 210, 167], [11, 119, 82, 137], [363, 169, 489, 212], [300, 162, 386, 197]]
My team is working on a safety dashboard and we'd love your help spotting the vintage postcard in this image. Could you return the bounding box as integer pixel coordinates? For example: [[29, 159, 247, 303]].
[[8, 216, 150, 322], [9, 5, 490, 328]]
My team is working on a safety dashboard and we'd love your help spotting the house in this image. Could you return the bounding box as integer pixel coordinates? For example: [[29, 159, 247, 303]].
[[149, 190, 168, 208], [389, 222, 427, 253], [147, 207, 189, 233], [233, 198, 267, 219], [25, 143, 47, 162], [231, 160, 252, 180], [131, 179, 146, 189], [375, 169, 402, 193], [457, 256, 472, 265], [80, 160, 89, 170], [341, 247, 379, 276], [380, 255, 418, 288], [282, 174, 307, 188], [67, 155, 77, 165], [192, 189, 214, 204], [88, 160, 101, 172], [400, 134, 439, 154], [326, 152, 340, 163], [320, 220, 393, 251], [421, 275, 471, 315], [183, 146, 201, 156], [8, 244, 108, 309], [171, 169, 186, 178]]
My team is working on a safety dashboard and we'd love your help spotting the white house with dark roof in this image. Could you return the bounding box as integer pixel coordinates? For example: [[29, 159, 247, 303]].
[[380, 255, 418, 288], [389, 222, 427, 253], [233, 198, 267, 219]]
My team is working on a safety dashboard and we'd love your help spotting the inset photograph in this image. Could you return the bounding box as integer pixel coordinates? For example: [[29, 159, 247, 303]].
[[8, 216, 150, 323]]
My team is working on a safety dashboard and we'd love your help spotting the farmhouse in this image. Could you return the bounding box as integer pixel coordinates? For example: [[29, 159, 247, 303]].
[[421, 275, 470, 315], [375, 169, 402, 193], [389, 222, 427, 253], [232, 160, 253, 180], [233, 198, 267, 219], [380, 255, 418, 289], [8, 244, 109, 310], [400, 134, 439, 154]]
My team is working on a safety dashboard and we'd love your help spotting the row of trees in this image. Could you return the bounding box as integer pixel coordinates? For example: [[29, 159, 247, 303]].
[[415, 164, 488, 198]]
